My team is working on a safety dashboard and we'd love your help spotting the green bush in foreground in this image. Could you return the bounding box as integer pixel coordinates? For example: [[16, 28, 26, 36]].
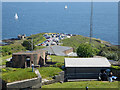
[[77, 43, 99, 57]]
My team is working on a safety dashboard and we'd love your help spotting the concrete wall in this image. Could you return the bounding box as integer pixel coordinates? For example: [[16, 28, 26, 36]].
[[7, 77, 42, 89]]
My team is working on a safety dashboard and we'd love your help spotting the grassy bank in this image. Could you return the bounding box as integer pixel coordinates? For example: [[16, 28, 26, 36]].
[[27, 33, 46, 45], [47, 55, 69, 63], [1, 67, 62, 83], [60, 35, 119, 60], [61, 35, 110, 52], [42, 81, 119, 88]]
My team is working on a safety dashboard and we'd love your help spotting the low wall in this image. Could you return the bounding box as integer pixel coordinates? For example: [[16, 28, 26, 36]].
[[42, 71, 64, 85], [7, 77, 42, 89]]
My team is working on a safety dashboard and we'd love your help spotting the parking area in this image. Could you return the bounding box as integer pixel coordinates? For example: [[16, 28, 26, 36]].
[[36, 33, 75, 47]]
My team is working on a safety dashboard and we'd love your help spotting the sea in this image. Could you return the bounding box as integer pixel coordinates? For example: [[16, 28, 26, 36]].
[[2, 2, 118, 45]]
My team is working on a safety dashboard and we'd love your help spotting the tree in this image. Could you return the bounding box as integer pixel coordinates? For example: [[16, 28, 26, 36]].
[[22, 40, 35, 51], [77, 43, 99, 57]]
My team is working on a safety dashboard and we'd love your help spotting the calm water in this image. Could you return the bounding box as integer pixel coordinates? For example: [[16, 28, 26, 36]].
[[2, 2, 118, 45]]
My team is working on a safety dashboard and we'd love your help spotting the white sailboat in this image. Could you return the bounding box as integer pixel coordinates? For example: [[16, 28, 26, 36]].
[[65, 5, 67, 9], [15, 13, 18, 20]]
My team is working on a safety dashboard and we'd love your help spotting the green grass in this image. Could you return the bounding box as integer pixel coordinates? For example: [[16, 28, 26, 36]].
[[27, 33, 46, 45], [60, 35, 119, 60], [47, 55, 78, 63], [42, 81, 119, 88], [1, 67, 62, 83], [2, 68, 37, 83], [48, 55, 69, 63], [38, 67, 62, 79], [7, 40, 26, 53], [60, 35, 108, 52]]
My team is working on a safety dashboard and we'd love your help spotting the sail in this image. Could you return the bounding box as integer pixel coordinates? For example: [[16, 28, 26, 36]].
[[15, 13, 18, 19]]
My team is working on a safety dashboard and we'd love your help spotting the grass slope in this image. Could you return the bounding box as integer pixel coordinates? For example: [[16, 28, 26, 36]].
[[47, 55, 69, 63], [1, 67, 62, 83], [27, 33, 46, 45], [42, 81, 118, 88], [61, 35, 109, 52]]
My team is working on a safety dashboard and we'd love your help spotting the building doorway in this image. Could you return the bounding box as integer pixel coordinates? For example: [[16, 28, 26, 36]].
[[26, 56, 30, 67]]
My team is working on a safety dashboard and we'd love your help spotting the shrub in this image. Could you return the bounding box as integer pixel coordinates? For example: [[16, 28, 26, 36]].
[[77, 43, 99, 57], [22, 40, 36, 50], [101, 51, 118, 61]]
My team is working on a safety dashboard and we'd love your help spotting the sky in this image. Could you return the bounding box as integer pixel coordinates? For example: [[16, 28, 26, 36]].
[[1, 0, 119, 2]]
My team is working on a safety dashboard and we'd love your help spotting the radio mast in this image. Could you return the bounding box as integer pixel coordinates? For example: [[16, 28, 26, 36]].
[[90, 0, 93, 44]]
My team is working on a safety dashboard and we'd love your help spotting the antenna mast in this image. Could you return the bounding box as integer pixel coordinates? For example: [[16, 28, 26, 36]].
[[90, 0, 93, 44]]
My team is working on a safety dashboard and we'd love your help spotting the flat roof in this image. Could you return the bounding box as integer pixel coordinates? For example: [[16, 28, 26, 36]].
[[13, 50, 46, 55], [65, 58, 111, 67]]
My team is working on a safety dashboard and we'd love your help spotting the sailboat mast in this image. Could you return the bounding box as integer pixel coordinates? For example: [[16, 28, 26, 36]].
[[90, 0, 93, 44]]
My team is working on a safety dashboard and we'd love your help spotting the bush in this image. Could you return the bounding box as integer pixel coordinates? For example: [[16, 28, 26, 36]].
[[22, 40, 36, 50], [77, 43, 99, 57], [101, 51, 118, 61]]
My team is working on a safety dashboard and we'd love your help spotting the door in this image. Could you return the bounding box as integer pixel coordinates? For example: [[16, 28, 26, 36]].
[[26, 57, 30, 67]]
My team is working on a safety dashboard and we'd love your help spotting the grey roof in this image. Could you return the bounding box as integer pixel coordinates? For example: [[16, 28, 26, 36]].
[[65, 58, 111, 67], [41, 45, 72, 56]]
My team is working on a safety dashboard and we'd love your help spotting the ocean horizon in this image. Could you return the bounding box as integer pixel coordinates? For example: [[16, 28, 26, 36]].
[[2, 2, 118, 45]]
